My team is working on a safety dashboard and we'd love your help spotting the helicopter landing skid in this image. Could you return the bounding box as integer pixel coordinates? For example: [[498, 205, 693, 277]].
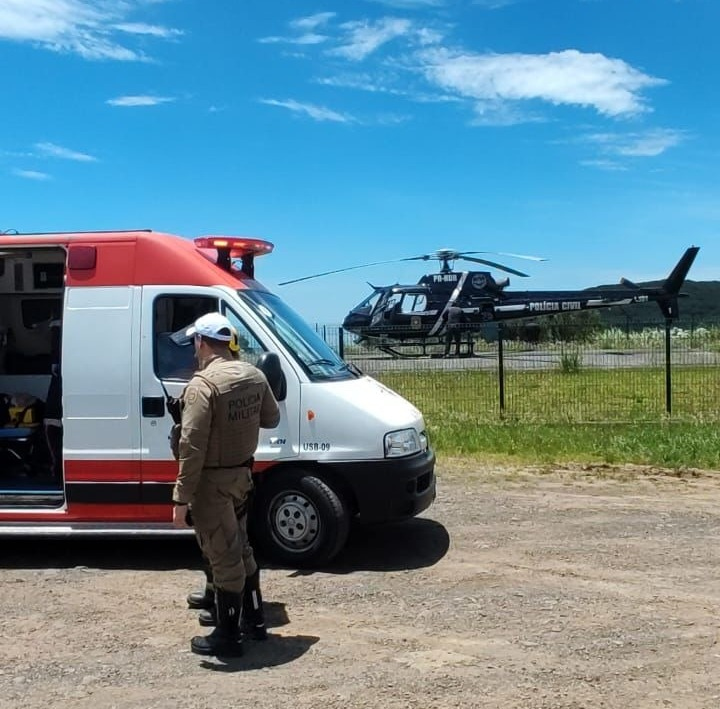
[[376, 344, 427, 359], [372, 338, 475, 360]]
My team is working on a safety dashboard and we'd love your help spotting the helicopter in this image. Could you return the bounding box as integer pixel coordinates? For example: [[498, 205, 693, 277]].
[[279, 246, 700, 356]]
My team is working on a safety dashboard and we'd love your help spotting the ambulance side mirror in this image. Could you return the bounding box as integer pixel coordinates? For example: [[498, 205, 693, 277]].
[[256, 352, 287, 402]]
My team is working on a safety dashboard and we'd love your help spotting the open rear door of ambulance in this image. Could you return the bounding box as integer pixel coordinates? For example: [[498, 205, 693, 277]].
[[62, 284, 144, 520]]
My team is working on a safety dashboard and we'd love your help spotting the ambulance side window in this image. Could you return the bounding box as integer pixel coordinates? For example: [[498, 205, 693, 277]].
[[153, 295, 218, 380], [222, 305, 265, 366]]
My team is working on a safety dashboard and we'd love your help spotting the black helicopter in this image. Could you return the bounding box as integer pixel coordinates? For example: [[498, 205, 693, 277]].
[[280, 247, 700, 355]]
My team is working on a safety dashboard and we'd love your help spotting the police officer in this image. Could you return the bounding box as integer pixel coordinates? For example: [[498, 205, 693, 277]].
[[443, 305, 465, 357], [172, 312, 280, 657], [184, 330, 268, 641]]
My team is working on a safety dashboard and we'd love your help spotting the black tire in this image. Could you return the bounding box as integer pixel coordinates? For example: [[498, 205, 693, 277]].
[[251, 470, 350, 568]]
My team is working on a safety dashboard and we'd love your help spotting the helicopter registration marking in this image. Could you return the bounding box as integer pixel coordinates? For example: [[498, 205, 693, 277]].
[[529, 301, 581, 312], [432, 274, 459, 283]]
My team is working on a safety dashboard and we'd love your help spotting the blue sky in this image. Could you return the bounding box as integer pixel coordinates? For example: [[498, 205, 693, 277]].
[[1, 0, 718, 324]]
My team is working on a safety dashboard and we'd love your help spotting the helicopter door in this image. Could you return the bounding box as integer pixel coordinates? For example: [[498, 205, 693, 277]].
[[379, 293, 409, 333], [371, 292, 392, 326], [407, 293, 428, 330]]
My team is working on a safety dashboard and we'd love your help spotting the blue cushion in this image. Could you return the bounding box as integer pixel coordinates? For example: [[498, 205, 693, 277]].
[[0, 428, 33, 439]]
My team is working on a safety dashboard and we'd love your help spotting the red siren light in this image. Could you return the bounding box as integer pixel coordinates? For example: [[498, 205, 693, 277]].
[[194, 236, 274, 278]]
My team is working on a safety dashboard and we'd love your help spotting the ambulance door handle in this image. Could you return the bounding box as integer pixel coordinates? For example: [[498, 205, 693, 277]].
[[142, 396, 166, 418]]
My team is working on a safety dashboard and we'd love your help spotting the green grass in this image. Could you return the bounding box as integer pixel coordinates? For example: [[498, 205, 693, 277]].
[[425, 422, 720, 469], [375, 367, 720, 469]]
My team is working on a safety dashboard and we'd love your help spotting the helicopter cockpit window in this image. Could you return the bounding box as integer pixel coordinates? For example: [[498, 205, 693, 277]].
[[236, 290, 354, 382], [355, 290, 381, 314], [407, 293, 427, 313], [385, 293, 402, 316]]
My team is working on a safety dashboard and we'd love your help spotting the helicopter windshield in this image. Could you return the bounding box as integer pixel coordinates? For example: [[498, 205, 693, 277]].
[[353, 290, 381, 313], [237, 290, 354, 381]]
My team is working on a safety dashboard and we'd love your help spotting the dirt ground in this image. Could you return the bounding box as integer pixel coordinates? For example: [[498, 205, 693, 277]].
[[2, 462, 720, 709]]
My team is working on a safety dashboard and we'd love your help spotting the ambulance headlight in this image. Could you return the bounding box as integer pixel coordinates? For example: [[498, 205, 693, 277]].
[[384, 429, 421, 458]]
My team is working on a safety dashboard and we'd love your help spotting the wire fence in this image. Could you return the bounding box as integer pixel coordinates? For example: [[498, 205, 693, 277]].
[[315, 318, 720, 423]]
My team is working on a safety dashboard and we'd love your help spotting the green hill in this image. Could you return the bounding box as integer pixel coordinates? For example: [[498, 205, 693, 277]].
[[593, 280, 720, 327]]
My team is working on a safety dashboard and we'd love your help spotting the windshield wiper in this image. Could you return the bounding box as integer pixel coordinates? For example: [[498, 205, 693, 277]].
[[309, 360, 363, 378], [345, 362, 363, 376], [306, 358, 341, 368]]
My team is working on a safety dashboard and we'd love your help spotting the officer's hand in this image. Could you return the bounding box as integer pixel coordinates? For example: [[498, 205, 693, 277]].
[[172, 504, 190, 529], [166, 397, 182, 423]]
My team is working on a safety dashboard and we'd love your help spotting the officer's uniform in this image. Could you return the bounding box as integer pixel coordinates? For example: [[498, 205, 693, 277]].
[[174, 355, 280, 594], [172, 313, 280, 658], [443, 305, 465, 357]]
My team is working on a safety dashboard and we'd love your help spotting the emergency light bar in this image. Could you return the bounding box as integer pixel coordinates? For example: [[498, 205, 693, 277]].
[[194, 236, 274, 278]]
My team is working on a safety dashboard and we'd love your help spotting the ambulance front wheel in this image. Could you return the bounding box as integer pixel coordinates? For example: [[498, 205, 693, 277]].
[[252, 470, 350, 568]]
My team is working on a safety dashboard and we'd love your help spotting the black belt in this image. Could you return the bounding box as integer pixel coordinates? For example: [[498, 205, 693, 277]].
[[206, 458, 254, 470]]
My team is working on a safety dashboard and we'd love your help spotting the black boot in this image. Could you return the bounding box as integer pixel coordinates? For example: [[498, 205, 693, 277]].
[[242, 569, 268, 641], [190, 589, 243, 657], [187, 566, 214, 610], [198, 570, 267, 639], [197, 607, 216, 627], [187, 585, 214, 610]]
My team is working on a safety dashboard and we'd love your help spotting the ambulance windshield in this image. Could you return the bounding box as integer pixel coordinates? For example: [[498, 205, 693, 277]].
[[237, 290, 355, 381]]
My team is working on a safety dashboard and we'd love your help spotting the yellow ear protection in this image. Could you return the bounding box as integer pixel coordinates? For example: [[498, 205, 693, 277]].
[[229, 327, 240, 353]]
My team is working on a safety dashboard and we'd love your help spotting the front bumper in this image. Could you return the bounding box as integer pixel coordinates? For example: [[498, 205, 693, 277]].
[[321, 448, 436, 525]]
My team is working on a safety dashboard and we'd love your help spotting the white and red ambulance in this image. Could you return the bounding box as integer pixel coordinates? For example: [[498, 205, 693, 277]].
[[0, 230, 436, 565]]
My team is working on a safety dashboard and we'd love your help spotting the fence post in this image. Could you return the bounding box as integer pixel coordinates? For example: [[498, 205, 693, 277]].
[[338, 327, 344, 360], [497, 322, 505, 415], [664, 318, 672, 415]]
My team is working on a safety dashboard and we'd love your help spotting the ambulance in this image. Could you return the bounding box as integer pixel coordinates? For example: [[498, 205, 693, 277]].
[[0, 230, 436, 565]]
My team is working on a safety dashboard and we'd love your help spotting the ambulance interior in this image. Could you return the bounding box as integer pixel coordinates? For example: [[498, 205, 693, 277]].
[[0, 247, 65, 504]]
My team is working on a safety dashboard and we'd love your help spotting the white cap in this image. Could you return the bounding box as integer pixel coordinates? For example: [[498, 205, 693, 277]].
[[185, 312, 234, 342]]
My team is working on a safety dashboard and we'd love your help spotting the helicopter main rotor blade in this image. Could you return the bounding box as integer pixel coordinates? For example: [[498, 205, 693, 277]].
[[461, 256, 530, 277], [278, 256, 419, 285], [462, 251, 546, 262]]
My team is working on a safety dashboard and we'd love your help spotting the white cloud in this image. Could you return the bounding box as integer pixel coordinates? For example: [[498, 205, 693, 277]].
[[35, 141, 97, 161], [331, 18, 414, 61], [113, 22, 182, 38], [13, 168, 52, 180], [0, 0, 182, 60], [260, 99, 355, 123], [470, 100, 545, 126], [260, 13, 670, 131], [260, 12, 335, 46], [261, 13, 443, 56], [106, 94, 175, 106], [259, 32, 329, 46], [290, 12, 336, 31], [317, 72, 405, 94], [584, 128, 686, 157], [417, 48, 666, 117], [317, 72, 459, 105], [615, 129, 686, 157]]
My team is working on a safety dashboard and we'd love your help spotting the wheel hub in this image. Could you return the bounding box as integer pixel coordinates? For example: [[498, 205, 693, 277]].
[[270, 492, 320, 551]]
